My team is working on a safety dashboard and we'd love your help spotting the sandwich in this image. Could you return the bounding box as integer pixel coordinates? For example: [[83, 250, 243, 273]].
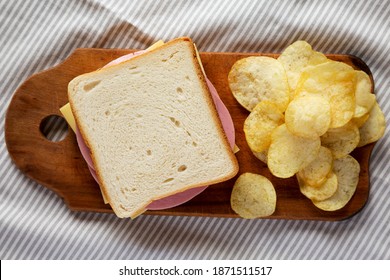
[[64, 37, 239, 218]]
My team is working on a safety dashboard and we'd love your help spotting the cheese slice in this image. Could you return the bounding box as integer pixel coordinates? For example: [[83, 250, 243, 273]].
[[146, 40, 164, 50], [60, 103, 77, 132]]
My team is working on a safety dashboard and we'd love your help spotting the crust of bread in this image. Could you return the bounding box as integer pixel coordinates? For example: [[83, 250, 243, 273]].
[[68, 37, 238, 218]]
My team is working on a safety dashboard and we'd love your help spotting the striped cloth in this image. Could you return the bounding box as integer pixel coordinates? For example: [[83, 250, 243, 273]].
[[1, 0, 389, 259]]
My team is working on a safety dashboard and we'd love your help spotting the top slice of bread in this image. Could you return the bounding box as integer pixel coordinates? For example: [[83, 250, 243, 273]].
[[68, 37, 238, 218]]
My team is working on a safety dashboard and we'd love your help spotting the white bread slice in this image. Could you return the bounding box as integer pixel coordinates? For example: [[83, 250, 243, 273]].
[[68, 37, 239, 218]]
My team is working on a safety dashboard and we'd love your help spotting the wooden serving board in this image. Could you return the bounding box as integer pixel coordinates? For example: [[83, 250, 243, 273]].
[[5, 49, 375, 220]]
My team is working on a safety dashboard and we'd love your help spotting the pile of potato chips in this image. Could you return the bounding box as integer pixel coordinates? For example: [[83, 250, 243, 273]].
[[228, 41, 386, 216]]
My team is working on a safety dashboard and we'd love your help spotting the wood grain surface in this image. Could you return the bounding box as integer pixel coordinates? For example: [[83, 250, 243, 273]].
[[5, 49, 375, 220]]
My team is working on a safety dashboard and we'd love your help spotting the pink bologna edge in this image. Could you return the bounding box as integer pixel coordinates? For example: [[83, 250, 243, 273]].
[[75, 50, 235, 210]]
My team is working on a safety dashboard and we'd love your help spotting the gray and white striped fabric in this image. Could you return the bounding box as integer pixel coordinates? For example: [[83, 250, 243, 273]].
[[1, 0, 389, 259]]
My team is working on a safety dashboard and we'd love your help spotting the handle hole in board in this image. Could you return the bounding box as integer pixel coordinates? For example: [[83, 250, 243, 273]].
[[39, 115, 69, 142]]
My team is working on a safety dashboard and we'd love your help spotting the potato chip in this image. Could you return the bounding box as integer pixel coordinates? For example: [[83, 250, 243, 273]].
[[357, 102, 386, 147], [295, 61, 356, 128], [352, 113, 370, 128], [278, 40, 327, 91], [231, 173, 276, 219], [354, 70, 376, 118], [228, 56, 290, 112], [298, 172, 338, 201], [313, 155, 360, 211], [267, 124, 321, 178], [285, 94, 331, 138], [321, 121, 360, 158], [244, 101, 284, 152], [297, 146, 333, 187]]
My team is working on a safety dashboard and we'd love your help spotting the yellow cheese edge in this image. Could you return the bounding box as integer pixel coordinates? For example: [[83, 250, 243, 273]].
[[146, 40, 164, 50], [59, 103, 77, 132]]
